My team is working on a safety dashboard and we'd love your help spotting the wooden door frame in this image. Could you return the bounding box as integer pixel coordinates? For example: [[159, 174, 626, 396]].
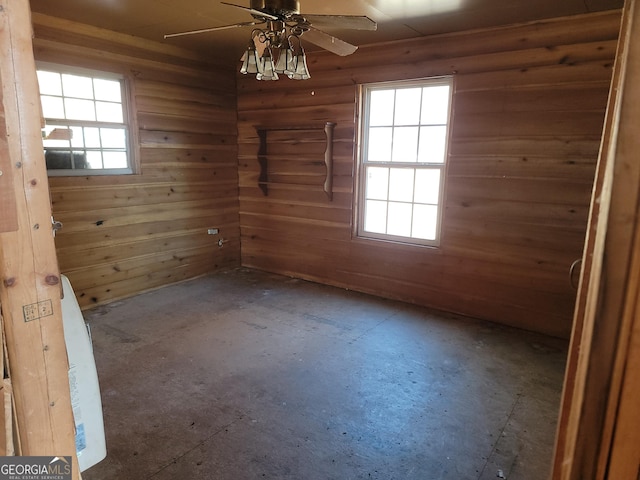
[[551, 0, 640, 477], [0, 0, 80, 476]]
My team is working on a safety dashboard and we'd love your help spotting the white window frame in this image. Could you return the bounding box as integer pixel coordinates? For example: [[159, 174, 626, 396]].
[[356, 77, 454, 247], [37, 62, 136, 176]]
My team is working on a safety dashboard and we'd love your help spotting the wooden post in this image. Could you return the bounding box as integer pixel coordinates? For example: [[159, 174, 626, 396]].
[[0, 0, 80, 477]]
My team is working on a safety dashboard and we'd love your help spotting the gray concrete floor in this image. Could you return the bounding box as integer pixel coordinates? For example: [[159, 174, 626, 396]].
[[82, 268, 568, 480]]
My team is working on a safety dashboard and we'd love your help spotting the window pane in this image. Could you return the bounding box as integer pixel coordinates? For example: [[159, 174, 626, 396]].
[[37, 71, 62, 96], [103, 151, 127, 169], [86, 151, 103, 169], [45, 150, 72, 169], [418, 126, 447, 163], [64, 98, 96, 121], [364, 200, 387, 234], [414, 169, 441, 205], [71, 152, 89, 169], [421, 85, 450, 125], [42, 137, 70, 149], [41, 96, 65, 118], [84, 128, 101, 148], [366, 167, 389, 200], [392, 126, 419, 162], [369, 90, 395, 126], [62, 74, 94, 99], [70, 126, 84, 148], [387, 202, 412, 237], [100, 128, 126, 149], [412, 204, 438, 240], [94, 78, 122, 102], [42, 126, 71, 148], [96, 101, 124, 123], [368, 127, 392, 162], [394, 88, 421, 125], [389, 168, 414, 202]]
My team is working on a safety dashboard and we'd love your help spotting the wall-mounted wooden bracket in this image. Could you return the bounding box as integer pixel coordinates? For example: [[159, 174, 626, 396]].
[[257, 129, 269, 196], [323, 122, 335, 201], [255, 122, 335, 200]]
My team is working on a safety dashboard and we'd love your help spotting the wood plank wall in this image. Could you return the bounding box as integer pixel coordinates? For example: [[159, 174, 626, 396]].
[[237, 11, 621, 338], [30, 14, 241, 309]]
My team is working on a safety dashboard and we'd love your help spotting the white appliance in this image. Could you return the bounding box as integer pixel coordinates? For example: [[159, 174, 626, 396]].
[[60, 274, 107, 472]]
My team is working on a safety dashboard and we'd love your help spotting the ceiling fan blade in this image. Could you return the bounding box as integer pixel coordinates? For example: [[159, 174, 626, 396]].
[[220, 1, 279, 21], [164, 21, 260, 38], [299, 14, 377, 31], [302, 27, 358, 56]]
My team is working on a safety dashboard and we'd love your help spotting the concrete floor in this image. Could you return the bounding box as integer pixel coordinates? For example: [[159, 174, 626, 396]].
[[82, 268, 568, 480]]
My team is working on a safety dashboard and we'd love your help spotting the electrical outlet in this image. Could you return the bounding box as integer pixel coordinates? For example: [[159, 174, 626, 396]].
[[207, 228, 219, 235]]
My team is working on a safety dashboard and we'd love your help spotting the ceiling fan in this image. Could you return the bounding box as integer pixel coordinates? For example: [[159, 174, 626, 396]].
[[164, 0, 377, 80], [165, 0, 377, 56]]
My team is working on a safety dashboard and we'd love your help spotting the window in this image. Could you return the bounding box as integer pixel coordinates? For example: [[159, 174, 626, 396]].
[[357, 78, 453, 246], [37, 64, 134, 175]]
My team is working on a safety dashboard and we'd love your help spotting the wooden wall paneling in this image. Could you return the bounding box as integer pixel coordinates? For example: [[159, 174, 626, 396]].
[[282, 42, 617, 91], [0, 0, 78, 473], [30, 13, 241, 309], [237, 10, 621, 338]]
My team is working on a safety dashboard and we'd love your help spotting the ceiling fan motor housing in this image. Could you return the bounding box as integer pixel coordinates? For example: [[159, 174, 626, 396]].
[[251, 0, 300, 16]]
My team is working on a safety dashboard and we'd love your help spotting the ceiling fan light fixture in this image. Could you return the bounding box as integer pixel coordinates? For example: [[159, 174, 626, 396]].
[[274, 38, 296, 74], [164, 1, 375, 80], [288, 54, 310, 80], [240, 41, 260, 75], [287, 41, 310, 80], [164, 0, 377, 80], [256, 47, 279, 80], [245, 27, 309, 80]]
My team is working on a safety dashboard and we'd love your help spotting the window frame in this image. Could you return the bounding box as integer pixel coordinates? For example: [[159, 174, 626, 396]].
[[36, 62, 138, 176], [355, 76, 454, 247]]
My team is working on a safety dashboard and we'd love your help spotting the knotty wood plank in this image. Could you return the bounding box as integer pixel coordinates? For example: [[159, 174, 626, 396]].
[[455, 61, 616, 92], [447, 155, 597, 180], [135, 79, 236, 105], [454, 86, 610, 114], [452, 111, 607, 137], [137, 113, 238, 135], [51, 184, 238, 212], [54, 215, 239, 254], [450, 136, 603, 157], [72, 256, 236, 309]]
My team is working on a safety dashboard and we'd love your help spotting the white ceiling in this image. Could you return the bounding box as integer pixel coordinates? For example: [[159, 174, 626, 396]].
[[29, 0, 624, 64]]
